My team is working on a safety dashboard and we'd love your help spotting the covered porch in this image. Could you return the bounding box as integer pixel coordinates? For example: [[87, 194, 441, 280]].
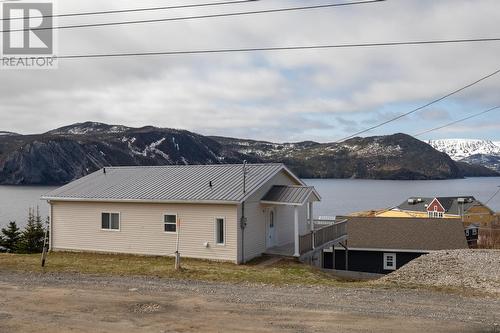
[[265, 219, 348, 259], [260, 185, 348, 259]]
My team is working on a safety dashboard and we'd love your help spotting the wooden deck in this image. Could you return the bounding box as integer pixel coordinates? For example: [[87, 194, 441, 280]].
[[264, 220, 348, 258]]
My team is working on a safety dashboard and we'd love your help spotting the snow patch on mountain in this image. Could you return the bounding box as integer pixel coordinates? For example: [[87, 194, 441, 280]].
[[50, 122, 129, 135], [127, 137, 170, 160], [428, 139, 500, 160], [0, 131, 18, 136]]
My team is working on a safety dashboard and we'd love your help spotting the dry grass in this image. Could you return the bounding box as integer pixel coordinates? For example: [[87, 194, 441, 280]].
[[0, 252, 365, 287]]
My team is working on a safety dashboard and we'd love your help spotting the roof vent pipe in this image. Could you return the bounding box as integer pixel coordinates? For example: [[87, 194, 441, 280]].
[[103, 168, 106, 174], [209, 181, 213, 188]]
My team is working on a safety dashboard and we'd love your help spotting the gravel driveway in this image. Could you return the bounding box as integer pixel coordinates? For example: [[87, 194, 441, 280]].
[[0, 271, 498, 333]]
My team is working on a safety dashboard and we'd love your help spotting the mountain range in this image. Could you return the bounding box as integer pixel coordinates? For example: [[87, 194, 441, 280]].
[[428, 139, 500, 172], [0, 122, 497, 185]]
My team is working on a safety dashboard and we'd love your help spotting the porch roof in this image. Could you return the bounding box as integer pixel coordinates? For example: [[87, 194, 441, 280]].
[[261, 185, 320, 206]]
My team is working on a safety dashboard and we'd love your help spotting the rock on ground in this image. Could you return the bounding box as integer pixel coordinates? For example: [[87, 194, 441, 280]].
[[377, 249, 500, 295]]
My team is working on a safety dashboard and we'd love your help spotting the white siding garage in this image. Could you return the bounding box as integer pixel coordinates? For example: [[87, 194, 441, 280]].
[[43, 163, 321, 264]]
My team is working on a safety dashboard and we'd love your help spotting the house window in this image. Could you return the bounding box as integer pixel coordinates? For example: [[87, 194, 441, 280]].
[[465, 229, 470, 236], [472, 229, 477, 236], [215, 217, 225, 245], [164, 214, 177, 233], [102, 212, 120, 230], [428, 211, 443, 218], [383, 253, 397, 270]]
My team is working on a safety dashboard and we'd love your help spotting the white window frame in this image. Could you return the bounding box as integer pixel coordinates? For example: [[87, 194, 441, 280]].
[[101, 212, 121, 231], [428, 211, 444, 218], [472, 228, 477, 236], [214, 216, 226, 246], [163, 213, 178, 234], [383, 252, 397, 270]]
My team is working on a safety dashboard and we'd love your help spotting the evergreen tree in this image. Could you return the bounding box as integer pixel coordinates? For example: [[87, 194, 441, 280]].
[[18, 207, 46, 254], [0, 221, 21, 252]]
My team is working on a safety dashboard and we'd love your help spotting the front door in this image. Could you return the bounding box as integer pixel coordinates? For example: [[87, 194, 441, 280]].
[[267, 208, 276, 248]]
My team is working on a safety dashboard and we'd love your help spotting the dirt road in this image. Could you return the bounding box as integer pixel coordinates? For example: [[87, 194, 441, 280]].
[[0, 271, 498, 333]]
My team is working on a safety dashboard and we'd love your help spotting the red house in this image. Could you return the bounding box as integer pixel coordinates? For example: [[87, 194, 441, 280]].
[[427, 198, 445, 218]]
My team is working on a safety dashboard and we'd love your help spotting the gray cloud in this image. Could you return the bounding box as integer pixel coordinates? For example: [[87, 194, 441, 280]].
[[1, 0, 499, 142]]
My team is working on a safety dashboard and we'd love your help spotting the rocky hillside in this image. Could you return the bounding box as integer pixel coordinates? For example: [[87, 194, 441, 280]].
[[0, 123, 249, 185], [0, 122, 497, 185], [215, 134, 489, 179]]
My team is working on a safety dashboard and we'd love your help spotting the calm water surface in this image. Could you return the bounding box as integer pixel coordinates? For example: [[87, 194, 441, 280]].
[[1, 177, 499, 228], [0, 186, 56, 229], [304, 177, 500, 217]]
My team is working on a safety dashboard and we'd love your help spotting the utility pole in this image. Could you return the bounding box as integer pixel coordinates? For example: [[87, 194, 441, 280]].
[[240, 161, 247, 264], [175, 218, 181, 270], [41, 220, 49, 267]]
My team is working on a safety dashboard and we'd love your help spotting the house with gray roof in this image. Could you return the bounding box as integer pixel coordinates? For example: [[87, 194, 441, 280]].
[[376, 196, 492, 219], [323, 216, 468, 274], [42, 163, 347, 264]]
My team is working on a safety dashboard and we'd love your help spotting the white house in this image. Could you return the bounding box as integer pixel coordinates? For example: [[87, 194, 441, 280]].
[[42, 163, 347, 264]]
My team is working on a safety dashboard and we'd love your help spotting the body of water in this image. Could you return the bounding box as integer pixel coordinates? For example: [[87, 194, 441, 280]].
[[304, 177, 500, 217], [0, 186, 56, 229], [1, 177, 499, 229]]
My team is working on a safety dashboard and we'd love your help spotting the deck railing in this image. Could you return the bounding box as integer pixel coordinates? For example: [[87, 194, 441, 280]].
[[299, 232, 313, 254], [299, 219, 347, 255], [314, 220, 347, 248]]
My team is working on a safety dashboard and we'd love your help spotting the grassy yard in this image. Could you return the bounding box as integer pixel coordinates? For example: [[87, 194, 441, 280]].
[[0, 252, 365, 286]]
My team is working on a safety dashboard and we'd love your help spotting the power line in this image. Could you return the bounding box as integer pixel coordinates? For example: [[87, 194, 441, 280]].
[[486, 187, 500, 205], [0, 0, 385, 33], [55, 38, 500, 60], [0, 0, 259, 21], [335, 67, 500, 142], [414, 106, 500, 137]]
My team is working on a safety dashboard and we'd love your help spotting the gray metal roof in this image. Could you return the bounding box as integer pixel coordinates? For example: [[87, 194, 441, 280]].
[[396, 196, 486, 215], [261, 185, 320, 205], [337, 216, 468, 251], [42, 164, 302, 203]]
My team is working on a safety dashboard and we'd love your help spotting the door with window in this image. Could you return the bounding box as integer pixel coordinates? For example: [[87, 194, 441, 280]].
[[266, 208, 276, 248]]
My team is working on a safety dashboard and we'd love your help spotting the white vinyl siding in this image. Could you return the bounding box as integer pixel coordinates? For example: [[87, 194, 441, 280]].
[[51, 201, 238, 262], [236, 170, 308, 263]]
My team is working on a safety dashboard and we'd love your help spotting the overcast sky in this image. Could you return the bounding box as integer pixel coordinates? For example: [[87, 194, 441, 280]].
[[1, 0, 499, 142]]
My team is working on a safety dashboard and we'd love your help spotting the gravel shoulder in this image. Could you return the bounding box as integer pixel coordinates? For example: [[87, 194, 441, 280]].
[[0, 271, 499, 333]]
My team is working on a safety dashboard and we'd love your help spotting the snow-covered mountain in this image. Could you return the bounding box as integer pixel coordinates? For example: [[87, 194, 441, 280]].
[[0, 131, 19, 136], [427, 139, 500, 172], [46, 121, 130, 135], [427, 139, 500, 160]]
